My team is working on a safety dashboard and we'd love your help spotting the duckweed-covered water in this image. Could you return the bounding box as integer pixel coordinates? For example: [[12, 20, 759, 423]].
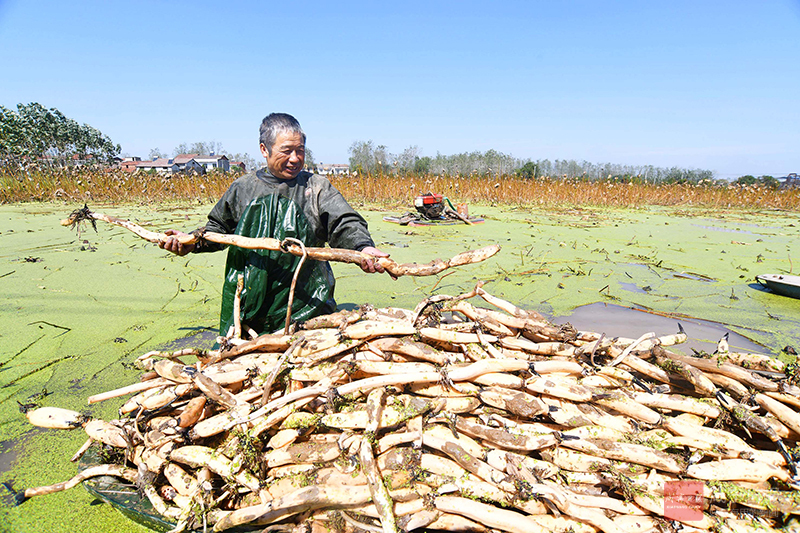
[[0, 202, 798, 532]]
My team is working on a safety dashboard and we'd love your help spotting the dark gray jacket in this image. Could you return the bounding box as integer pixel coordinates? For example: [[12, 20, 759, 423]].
[[194, 168, 375, 252]]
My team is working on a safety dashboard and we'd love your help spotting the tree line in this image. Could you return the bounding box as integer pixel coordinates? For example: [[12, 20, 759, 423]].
[[0, 102, 120, 165], [348, 140, 724, 184]]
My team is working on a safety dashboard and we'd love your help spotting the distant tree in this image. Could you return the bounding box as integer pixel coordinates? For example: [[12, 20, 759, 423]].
[[171, 141, 224, 157], [193, 141, 224, 155], [148, 147, 168, 160], [759, 175, 779, 189], [414, 156, 432, 175], [349, 140, 374, 174], [734, 175, 757, 186], [0, 102, 120, 164], [397, 145, 421, 173], [374, 144, 391, 173], [231, 153, 259, 171], [303, 147, 316, 171], [348, 140, 395, 174], [172, 143, 190, 156], [517, 161, 538, 179]]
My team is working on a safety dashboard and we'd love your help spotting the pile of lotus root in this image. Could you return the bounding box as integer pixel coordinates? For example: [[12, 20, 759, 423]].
[[21, 283, 800, 533]]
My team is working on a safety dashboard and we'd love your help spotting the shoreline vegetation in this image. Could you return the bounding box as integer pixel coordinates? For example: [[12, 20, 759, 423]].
[[2, 167, 800, 210]]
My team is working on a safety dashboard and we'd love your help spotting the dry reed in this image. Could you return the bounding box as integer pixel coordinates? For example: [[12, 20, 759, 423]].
[[2, 168, 800, 210]]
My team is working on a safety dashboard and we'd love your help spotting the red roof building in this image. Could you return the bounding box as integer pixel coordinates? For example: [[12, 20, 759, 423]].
[[173, 154, 200, 165], [120, 160, 140, 173]]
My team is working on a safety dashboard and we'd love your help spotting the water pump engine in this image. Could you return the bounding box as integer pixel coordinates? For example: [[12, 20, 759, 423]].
[[414, 192, 445, 219]]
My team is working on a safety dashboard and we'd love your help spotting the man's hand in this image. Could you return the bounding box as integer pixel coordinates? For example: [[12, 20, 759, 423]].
[[159, 229, 195, 256], [359, 246, 389, 274]]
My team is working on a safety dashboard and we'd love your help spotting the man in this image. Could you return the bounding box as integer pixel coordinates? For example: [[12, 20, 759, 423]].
[[160, 113, 388, 335]]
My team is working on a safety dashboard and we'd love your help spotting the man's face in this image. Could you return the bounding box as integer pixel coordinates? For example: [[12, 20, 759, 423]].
[[261, 131, 305, 180]]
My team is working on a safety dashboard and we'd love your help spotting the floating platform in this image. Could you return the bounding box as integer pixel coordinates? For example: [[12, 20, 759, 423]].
[[382, 214, 484, 226]]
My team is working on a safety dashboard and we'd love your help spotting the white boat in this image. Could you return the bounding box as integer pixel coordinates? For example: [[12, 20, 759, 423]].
[[755, 274, 800, 299]]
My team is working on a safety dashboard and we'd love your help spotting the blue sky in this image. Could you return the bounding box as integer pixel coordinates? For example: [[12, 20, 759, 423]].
[[0, 0, 798, 178]]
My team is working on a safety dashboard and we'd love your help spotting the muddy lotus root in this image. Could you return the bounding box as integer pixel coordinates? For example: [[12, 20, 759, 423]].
[[20, 284, 800, 533]]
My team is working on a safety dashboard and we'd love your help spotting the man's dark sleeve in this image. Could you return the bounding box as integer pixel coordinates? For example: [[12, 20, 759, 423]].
[[318, 179, 375, 251], [192, 185, 241, 253]]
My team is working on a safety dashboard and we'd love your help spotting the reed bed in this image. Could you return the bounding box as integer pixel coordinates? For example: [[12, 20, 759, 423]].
[[332, 174, 800, 211], [0, 168, 232, 205], [3, 168, 800, 210], [17, 286, 800, 532]]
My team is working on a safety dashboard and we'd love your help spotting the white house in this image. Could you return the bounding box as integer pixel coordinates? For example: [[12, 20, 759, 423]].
[[171, 154, 206, 174], [136, 158, 179, 174], [317, 163, 350, 176], [193, 154, 230, 173], [173, 154, 199, 170]]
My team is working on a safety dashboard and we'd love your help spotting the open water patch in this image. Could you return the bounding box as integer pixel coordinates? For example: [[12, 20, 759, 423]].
[[618, 282, 654, 295], [554, 302, 767, 356], [157, 327, 218, 352], [691, 224, 754, 234], [672, 272, 717, 282], [0, 439, 18, 479]]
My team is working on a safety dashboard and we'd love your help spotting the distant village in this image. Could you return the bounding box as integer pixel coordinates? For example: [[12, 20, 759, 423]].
[[115, 154, 351, 177], [26, 152, 800, 187]]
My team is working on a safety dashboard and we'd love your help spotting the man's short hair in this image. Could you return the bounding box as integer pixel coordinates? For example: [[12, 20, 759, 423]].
[[259, 113, 306, 155]]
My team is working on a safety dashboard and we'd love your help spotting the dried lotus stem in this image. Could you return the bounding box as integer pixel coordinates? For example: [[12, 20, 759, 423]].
[[260, 337, 304, 407], [208, 333, 291, 364]]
